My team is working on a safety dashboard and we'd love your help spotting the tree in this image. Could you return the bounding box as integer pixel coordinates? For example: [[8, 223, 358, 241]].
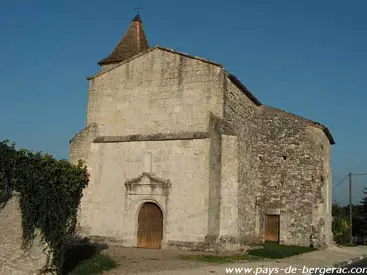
[[332, 203, 350, 244], [360, 187, 367, 237]]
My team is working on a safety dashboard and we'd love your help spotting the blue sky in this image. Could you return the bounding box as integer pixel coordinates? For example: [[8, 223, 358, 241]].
[[1, 0, 366, 205]]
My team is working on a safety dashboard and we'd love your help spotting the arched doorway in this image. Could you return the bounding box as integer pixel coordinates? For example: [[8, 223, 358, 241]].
[[137, 202, 163, 249]]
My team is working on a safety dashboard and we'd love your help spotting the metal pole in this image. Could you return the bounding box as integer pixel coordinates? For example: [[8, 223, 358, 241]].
[[349, 173, 353, 244]]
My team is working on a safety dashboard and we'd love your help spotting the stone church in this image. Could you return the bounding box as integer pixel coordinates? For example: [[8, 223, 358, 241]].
[[70, 14, 335, 250]]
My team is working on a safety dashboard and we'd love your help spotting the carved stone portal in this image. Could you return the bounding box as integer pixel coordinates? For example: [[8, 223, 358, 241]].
[[125, 172, 172, 196], [123, 172, 172, 247]]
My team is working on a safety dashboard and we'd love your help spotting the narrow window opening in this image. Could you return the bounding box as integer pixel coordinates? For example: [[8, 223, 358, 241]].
[[282, 156, 287, 160]]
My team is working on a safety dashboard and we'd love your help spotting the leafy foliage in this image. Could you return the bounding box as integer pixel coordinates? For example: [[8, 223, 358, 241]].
[[360, 187, 367, 236], [332, 203, 350, 244], [0, 140, 89, 274]]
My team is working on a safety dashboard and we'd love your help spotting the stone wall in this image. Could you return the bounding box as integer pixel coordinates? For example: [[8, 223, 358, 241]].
[[85, 48, 224, 137], [218, 134, 240, 250], [69, 123, 98, 165], [223, 75, 332, 247], [256, 106, 331, 247], [73, 48, 230, 249], [71, 47, 332, 250], [223, 77, 262, 244], [78, 138, 211, 247], [0, 196, 47, 275]]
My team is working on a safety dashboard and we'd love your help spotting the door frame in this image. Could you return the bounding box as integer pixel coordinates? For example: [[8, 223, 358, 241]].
[[135, 200, 164, 249], [264, 214, 280, 243]]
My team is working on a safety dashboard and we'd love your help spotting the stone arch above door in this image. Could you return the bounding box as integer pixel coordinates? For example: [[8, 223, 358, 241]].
[[123, 172, 171, 248]]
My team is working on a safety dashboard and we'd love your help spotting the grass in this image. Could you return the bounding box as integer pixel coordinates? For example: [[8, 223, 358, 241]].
[[180, 242, 316, 263], [69, 253, 116, 275], [337, 243, 359, 247], [179, 254, 262, 263], [248, 242, 316, 259]]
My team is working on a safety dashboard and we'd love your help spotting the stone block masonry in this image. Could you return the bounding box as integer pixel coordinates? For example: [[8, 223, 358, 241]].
[[223, 75, 332, 247], [0, 196, 47, 275], [70, 45, 334, 251]]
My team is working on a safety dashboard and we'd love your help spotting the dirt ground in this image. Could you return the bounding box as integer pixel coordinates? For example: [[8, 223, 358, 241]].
[[101, 246, 212, 275]]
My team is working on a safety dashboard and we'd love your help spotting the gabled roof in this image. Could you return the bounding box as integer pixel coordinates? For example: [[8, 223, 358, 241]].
[[88, 46, 223, 80], [89, 45, 335, 145], [98, 14, 149, 65]]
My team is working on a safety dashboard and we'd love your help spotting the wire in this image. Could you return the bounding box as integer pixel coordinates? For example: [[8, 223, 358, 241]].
[[332, 173, 367, 191], [333, 174, 349, 190], [351, 173, 367, 176]]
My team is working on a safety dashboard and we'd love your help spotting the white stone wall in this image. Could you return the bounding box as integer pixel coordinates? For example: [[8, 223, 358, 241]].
[[218, 135, 240, 249], [78, 138, 211, 246], [71, 46, 333, 249], [69, 123, 98, 165], [85, 48, 224, 137], [219, 135, 239, 237], [0, 197, 47, 275]]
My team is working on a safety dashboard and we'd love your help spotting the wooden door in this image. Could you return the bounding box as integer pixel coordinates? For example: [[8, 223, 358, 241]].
[[137, 202, 163, 249], [265, 214, 280, 243]]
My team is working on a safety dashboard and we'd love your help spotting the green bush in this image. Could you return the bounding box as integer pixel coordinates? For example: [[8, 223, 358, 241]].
[[332, 216, 350, 244]]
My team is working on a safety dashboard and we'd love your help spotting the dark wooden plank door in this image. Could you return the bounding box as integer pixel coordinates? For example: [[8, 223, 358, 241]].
[[137, 202, 163, 249], [265, 214, 280, 243]]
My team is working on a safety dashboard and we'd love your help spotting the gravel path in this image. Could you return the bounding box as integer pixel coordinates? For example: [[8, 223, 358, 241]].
[[100, 245, 367, 275], [101, 246, 213, 275]]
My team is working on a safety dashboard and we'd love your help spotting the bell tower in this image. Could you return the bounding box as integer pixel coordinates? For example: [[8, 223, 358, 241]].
[[98, 14, 149, 70]]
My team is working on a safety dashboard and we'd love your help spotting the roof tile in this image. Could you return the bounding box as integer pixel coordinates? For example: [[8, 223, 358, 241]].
[[98, 15, 149, 65]]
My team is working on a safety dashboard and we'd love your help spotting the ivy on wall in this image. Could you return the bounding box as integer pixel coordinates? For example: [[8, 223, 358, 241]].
[[0, 140, 89, 274]]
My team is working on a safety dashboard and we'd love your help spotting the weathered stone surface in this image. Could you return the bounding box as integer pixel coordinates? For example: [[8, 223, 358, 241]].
[[85, 48, 224, 138], [70, 45, 333, 251], [223, 77, 332, 247], [93, 132, 210, 143], [69, 122, 98, 165], [0, 196, 48, 275]]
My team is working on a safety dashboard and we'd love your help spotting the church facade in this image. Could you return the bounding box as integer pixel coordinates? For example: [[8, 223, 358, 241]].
[[70, 15, 335, 250]]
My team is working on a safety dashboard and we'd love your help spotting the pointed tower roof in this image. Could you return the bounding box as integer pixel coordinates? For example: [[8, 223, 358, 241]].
[[98, 14, 149, 65]]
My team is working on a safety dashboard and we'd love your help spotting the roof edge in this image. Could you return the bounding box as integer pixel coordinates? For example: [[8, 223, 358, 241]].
[[155, 46, 223, 67], [308, 121, 335, 145], [87, 46, 223, 80], [264, 105, 335, 145], [85, 46, 334, 145], [87, 47, 156, 80], [225, 72, 262, 106]]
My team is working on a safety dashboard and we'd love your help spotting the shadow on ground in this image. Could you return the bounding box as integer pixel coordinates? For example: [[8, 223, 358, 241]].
[[62, 237, 108, 274]]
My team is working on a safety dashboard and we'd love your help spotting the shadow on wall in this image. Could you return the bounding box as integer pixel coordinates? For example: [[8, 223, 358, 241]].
[[62, 237, 108, 274]]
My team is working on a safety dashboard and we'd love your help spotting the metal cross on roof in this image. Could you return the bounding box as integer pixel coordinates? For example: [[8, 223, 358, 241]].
[[135, 4, 144, 15]]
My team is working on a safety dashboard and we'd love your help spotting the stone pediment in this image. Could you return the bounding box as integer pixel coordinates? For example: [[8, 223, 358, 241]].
[[125, 172, 171, 196]]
